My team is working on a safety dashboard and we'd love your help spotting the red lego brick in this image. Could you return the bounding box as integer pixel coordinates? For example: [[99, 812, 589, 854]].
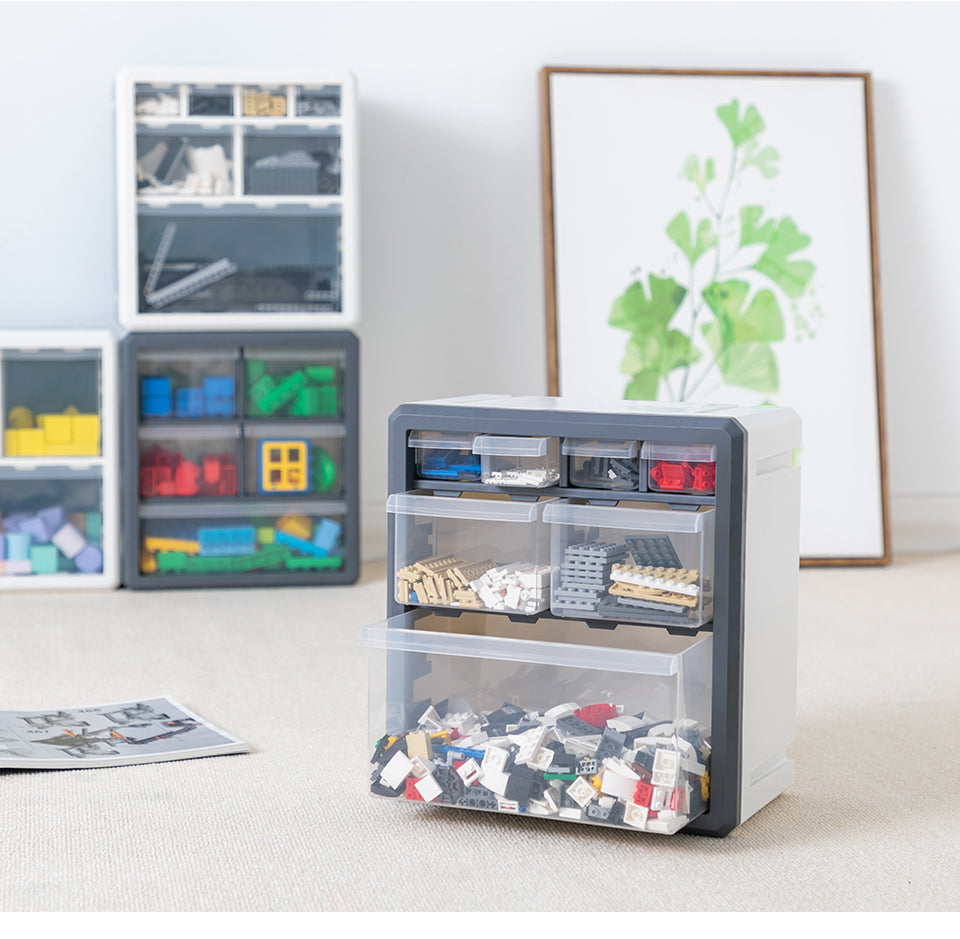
[[404, 777, 425, 801], [174, 460, 200, 497], [650, 460, 693, 491], [574, 704, 618, 729], [634, 779, 654, 807], [691, 462, 716, 492]]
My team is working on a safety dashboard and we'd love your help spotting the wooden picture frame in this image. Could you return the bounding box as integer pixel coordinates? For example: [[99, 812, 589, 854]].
[[541, 67, 889, 565]]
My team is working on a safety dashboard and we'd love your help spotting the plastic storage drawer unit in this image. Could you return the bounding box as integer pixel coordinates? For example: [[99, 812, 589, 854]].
[[388, 493, 551, 615], [362, 612, 713, 834], [544, 502, 715, 628]]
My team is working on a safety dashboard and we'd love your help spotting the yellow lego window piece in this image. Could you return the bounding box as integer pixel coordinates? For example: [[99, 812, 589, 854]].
[[259, 439, 309, 493]]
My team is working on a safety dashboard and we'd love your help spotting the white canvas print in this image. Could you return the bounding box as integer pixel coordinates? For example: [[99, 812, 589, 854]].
[[544, 69, 887, 562]]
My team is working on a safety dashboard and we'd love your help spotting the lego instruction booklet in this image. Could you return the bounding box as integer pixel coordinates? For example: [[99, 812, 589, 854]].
[[0, 696, 248, 768]]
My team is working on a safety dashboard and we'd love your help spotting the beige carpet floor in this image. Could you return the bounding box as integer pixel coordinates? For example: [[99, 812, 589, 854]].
[[1, 555, 958, 912]]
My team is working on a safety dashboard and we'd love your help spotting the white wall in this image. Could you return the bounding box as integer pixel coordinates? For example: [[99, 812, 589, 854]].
[[0, 0, 956, 558]]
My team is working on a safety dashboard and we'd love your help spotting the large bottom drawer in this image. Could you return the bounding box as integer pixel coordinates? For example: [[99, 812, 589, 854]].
[[360, 611, 713, 835]]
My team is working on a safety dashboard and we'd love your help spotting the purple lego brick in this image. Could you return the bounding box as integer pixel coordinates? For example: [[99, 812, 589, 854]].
[[74, 544, 103, 574]]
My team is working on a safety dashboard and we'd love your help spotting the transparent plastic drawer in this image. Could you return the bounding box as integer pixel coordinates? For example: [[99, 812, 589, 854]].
[[2, 350, 101, 457], [138, 426, 240, 498], [137, 211, 341, 315], [388, 493, 551, 615], [361, 611, 713, 835], [563, 438, 640, 491], [544, 502, 715, 628], [139, 506, 345, 578], [241, 85, 288, 117], [296, 84, 341, 117], [0, 474, 104, 577], [641, 442, 717, 496], [243, 128, 340, 196], [473, 435, 560, 488], [243, 348, 343, 419], [135, 83, 181, 117], [138, 349, 238, 420], [188, 84, 234, 117], [408, 431, 481, 483], [136, 130, 234, 196], [244, 425, 344, 497]]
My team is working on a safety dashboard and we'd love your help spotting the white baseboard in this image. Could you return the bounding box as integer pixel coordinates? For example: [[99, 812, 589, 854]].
[[891, 494, 960, 555]]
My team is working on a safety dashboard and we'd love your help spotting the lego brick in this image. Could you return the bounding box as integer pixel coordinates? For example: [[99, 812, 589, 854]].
[[29, 544, 59, 575]]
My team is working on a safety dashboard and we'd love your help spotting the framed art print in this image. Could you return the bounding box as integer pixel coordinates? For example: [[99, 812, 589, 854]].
[[541, 68, 889, 564]]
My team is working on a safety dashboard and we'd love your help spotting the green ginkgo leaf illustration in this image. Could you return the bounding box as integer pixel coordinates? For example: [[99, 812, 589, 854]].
[[740, 206, 777, 246], [742, 139, 780, 178], [666, 212, 718, 264], [702, 280, 785, 344], [753, 218, 815, 299], [609, 275, 687, 333], [717, 99, 765, 146], [700, 335, 780, 393], [682, 154, 716, 191]]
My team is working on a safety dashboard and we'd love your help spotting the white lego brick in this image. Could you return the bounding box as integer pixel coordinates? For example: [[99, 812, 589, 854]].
[[481, 767, 510, 796], [528, 747, 555, 772], [650, 787, 670, 812], [652, 749, 680, 788], [496, 798, 520, 813], [410, 756, 436, 779], [558, 806, 584, 820], [415, 774, 443, 803], [566, 776, 598, 808], [380, 751, 414, 790], [607, 715, 646, 733], [559, 735, 601, 757], [598, 795, 616, 809], [52, 523, 86, 560], [623, 803, 649, 830], [481, 744, 509, 774], [418, 706, 443, 731], [455, 758, 481, 787], [544, 702, 579, 720], [509, 725, 547, 764]]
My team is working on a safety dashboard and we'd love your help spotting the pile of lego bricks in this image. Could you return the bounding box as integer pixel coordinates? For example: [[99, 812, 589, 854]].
[[396, 554, 549, 614], [139, 445, 237, 498], [573, 455, 639, 489], [484, 467, 560, 487], [140, 376, 234, 419], [370, 700, 711, 834], [554, 535, 702, 624], [246, 360, 338, 418], [4, 406, 100, 457], [0, 505, 103, 576], [140, 513, 342, 576]]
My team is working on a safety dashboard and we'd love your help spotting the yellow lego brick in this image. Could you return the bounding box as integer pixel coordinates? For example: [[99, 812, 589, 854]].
[[4, 428, 45, 456], [7, 406, 33, 429], [71, 415, 101, 454], [256, 527, 275, 545], [140, 552, 158, 574], [143, 537, 200, 555], [36, 414, 73, 444], [275, 513, 312, 541]]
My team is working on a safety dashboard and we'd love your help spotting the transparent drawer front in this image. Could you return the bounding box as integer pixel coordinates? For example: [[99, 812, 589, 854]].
[[1, 476, 104, 576], [136, 83, 180, 117], [473, 435, 560, 488], [388, 494, 551, 615], [244, 427, 344, 496], [244, 129, 340, 196], [2, 352, 101, 457], [242, 85, 287, 117], [544, 502, 715, 628], [139, 507, 345, 578], [189, 84, 233, 117], [641, 442, 717, 496], [244, 348, 343, 419], [138, 350, 237, 420], [139, 427, 240, 498], [408, 431, 480, 483], [563, 439, 640, 491], [136, 130, 234, 196], [296, 84, 341, 117], [361, 613, 713, 835], [137, 212, 341, 314]]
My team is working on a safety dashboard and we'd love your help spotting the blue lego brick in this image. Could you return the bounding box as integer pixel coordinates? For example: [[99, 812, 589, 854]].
[[197, 525, 257, 557], [312, 518, 342, 555], [175, 388, 205, 419], [203, 376, 235, 418], [140, 376, 172, 418], [275, 529, 329, 557]]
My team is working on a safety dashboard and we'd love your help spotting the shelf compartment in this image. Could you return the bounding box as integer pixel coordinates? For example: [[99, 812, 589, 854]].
[[473, 435, 560, 488], [242, 84, 288, 117], [188, 84, 234, 117], [362, 611, 713, 835], [244, 423, 345, 497], [544, 501, 715, 629], [0, 475, 104, 578], [243, 347, 343, 419], [138, 505, 346, 579], [2, 350, 101, 458], [388, 493, 551, 615], [137, 348, 238, 420], [136, 212, 341, 314], [138, 425, 240, 499], [243, 126, 340, 196], [563, 438, 640, 491], [136, 129, 234, 197], [408, 431, 481, 483], [641, 442, 717, 496], [296, 84, 341, 117], [135, 82, 181, 117]]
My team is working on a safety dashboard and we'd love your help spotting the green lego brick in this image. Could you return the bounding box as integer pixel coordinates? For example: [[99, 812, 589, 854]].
[[258, 371, 308, 414], [312, 447, 338, 492], [156, 551, 189, 574], [283, 553, 343, 571], [85, 512, 102, 543], [315, 385, 339, 416], [256, 526, 275, 545], [245, 359, 268, 382], [29, 545, 59, 575], [290, 386, 322, 417], [305, 365, 336, 384], [247, 374, 278, 415]]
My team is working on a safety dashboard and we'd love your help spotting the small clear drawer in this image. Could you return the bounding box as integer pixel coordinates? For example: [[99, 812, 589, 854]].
[[641, 442, 717, 496], [544, 501, 715, 628], [388, 493, 551, 615], [408, 431, 481, 483], [563, 438, 640, 491], [473, 435, 560, 488]]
